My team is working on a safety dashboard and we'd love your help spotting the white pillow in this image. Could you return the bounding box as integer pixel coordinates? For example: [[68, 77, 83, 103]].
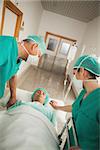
[[16, 88, 32, 102]]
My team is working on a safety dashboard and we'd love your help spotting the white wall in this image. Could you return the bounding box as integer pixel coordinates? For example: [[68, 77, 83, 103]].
[[38, 10, 87, 46], [18, 1, 43, 40], [80, 16, 100, 56], [1, 1, 43, 38], [0, 0, 3, 30], [97, 16, 100, 53], [38, 10, 87, 82]]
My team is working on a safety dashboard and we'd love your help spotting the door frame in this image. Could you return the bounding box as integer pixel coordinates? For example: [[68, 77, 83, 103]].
[[43, 32, 77, 72], [0, 0, 23, 38]]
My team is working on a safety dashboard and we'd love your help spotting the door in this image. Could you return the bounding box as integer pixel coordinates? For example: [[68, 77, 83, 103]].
[[52, 39, 72, 74], [39, 33, 76, 75]]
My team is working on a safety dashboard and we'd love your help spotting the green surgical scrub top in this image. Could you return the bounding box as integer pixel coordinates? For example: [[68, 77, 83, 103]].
[[72, 88, 100, 150], [0, 36, 21, 98]]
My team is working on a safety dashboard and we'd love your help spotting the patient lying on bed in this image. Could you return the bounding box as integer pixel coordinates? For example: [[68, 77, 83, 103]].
[[8, 88, 56, 126]]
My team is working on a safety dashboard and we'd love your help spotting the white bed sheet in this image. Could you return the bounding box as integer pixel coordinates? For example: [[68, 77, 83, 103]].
[[0, 105, 60, 150], [0, 88, 67, 150]]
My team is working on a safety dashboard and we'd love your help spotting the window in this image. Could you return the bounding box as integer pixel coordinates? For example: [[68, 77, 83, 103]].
[[47, 38, 58, 51], [59, 42, 70, 55], [45, 32, 76, 58]]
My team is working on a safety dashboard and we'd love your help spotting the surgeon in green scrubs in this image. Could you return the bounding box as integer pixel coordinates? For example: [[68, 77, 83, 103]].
[[50, 55, 100, 150], [0, 35, 46, 108]]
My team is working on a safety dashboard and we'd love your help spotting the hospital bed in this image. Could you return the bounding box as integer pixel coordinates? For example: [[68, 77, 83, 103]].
[[0, 88, 77, 150], [0, 88, 65, 150]]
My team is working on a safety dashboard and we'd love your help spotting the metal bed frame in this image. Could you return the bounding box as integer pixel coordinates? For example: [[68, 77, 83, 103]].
[[58, 117, 79, 150]]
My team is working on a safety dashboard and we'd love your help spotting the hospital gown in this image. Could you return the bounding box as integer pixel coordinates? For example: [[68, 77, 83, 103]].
[[72, 88, 100, 150], [8, 101, 56, 126], [0, 36, 21, 98]]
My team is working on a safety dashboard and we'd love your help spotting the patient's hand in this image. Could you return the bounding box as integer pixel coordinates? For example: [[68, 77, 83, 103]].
[[7, 97, 16, 109], [49, 101, 58, 110]]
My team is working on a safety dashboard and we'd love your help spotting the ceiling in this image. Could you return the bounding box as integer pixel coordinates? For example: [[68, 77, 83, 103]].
[[41, 0, 100, 23]]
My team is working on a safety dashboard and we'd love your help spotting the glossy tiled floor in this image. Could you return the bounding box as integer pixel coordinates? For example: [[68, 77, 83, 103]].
[[17, 66, 75, 102]]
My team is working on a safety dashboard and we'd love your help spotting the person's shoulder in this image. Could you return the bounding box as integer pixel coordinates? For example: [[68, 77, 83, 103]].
[[93, 88, 100, 100], [0, 35, 15, 40], [0, 35, 17, 43]]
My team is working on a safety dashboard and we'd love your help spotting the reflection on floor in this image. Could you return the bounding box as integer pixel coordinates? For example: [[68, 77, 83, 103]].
[[18, 66, 75, 102]]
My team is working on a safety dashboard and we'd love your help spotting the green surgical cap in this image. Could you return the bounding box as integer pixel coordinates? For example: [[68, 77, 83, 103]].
[[31, 88, 50, 105], [73, 55, 100, 76], [27, 35, 46, 54]]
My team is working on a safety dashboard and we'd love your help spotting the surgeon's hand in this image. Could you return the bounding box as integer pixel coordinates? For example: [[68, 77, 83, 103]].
[[7, 97, 16, 109], [49, 100, 58, 109]]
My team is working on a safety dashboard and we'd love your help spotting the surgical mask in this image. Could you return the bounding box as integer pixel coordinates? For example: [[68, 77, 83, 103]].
[[27, 55, 39, 66], [21, 43, 39, 66], [73, 75, 83, 89]]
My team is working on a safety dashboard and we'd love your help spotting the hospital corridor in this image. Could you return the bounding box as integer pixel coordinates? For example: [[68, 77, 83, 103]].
[[0, 0, 100, 150]]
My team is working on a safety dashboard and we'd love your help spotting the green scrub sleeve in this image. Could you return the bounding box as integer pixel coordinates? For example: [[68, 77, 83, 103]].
[[0, 36, 21, 98]]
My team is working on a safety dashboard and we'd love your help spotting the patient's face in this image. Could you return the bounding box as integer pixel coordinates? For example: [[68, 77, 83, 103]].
[[33, 90, 46, 104]]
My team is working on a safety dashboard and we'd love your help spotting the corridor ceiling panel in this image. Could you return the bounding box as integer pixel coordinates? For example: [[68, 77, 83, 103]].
[[41, 0, 100, 22]]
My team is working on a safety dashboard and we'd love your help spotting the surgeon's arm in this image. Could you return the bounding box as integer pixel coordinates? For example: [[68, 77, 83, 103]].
[[7, 75, 17, 108], [56, 105, 72, 112], [50, 101, 72, 112]]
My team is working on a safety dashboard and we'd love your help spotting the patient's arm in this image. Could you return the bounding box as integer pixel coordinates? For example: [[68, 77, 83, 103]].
[[50, 101, 72, 112]]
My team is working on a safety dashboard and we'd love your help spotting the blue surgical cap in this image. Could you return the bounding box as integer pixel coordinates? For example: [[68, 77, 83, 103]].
[[31, 88, 50, 105], [27, 35, 46, 55], [73, 55, 100, 76]]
